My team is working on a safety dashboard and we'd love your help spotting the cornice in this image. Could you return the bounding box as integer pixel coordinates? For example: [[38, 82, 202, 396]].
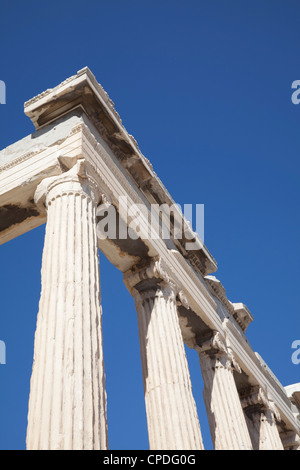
[[204, 275, 253, 332]]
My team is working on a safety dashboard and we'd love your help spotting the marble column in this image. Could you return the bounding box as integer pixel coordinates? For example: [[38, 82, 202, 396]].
[[26, 160, 108, 450], [124, 259, 204, 450], [280, 431, 300, 450], [196, 331, 253, 450], [241, 386, 284, 450]]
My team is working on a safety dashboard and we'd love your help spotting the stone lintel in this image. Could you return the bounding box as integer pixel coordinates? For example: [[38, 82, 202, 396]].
[[0, 113, 85, 244]]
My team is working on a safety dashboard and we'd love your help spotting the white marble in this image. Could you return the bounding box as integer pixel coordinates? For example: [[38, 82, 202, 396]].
[[196, 332, 253, 450], [26, 160, 108, 450], [124, 259, 204, 450]]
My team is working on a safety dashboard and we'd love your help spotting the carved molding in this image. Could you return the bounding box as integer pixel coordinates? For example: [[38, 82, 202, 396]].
[[240, 385, 281, 422], [204, 276, 234, 313], [0, 149, 42, 175], [123, 257, 192, 311], [34, 159, 103, 209], [196, 330, 242, 373], [240, 385, 269, 409], [124, 257, 170, 291], [0, 120, 83, 176], [204, 276, 253, 333]]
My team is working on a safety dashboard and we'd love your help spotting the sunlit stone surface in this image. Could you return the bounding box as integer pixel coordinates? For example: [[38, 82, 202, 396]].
[[0, 68, 299, 450]]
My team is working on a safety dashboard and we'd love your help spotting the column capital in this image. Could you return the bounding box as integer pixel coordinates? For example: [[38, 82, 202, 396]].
[[124, 257, 170, 289], [240, 385, 268, 414], [240, 385, 284, 450], [34, 158, 102, 209], [195, 330, 241, 373], [124, 257, 188, 307], [240, 385, 281, 422]]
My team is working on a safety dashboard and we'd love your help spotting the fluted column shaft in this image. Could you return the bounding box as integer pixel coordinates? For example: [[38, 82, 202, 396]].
[[125, 260, 204, 450], [259, 409, 284, 450], [241, 386, 284, 450], [197, 332, 253, 450], [26, 160, 108, 450]]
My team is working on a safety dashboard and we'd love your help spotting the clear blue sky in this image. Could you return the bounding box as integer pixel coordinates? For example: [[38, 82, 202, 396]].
[[0, 0, 299, 450]]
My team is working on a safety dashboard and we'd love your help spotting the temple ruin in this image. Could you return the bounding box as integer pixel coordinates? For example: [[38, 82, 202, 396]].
[[0, 68, 299, 450]]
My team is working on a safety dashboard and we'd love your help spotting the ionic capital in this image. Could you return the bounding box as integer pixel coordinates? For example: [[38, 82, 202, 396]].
[[124, 257, 170, 291], [240, 385, 281, 422], [196, 331, 241, 373], [240, 386, 268, 412], [124, 257, 188, 307], [196, 330, 226, 355], [34, 158, 102, 209]]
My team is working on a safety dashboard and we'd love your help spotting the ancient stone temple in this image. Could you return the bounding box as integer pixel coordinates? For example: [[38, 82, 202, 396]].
[[0, 68, 299, 450]]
